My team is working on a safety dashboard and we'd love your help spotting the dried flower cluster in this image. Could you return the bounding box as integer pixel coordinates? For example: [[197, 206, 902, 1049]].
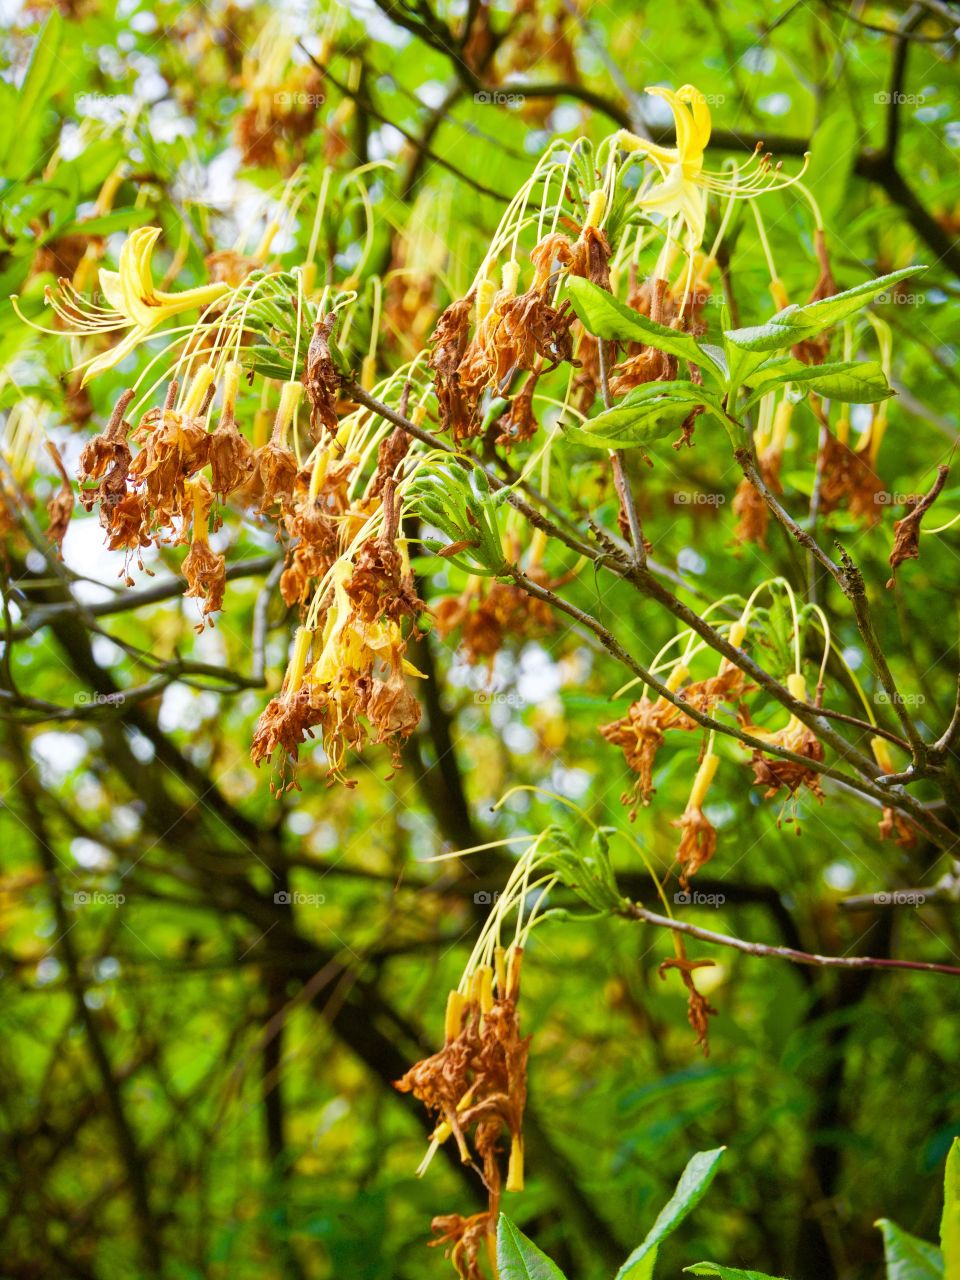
[[396, 947, 528, 1280]]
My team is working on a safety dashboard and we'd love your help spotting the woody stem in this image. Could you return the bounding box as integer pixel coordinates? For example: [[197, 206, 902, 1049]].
[[598, 337, 647, 566]]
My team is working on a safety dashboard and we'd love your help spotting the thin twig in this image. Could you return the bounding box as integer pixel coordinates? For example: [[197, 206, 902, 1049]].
[[621, 901, 960, 977]]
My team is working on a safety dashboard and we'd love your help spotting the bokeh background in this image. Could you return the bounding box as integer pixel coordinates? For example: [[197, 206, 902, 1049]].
[[1, 2, 959, 1278]]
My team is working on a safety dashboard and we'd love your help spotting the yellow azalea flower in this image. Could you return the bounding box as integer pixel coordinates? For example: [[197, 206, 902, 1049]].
[[33, 226, 230, 385], [616, 84, 807, 255]]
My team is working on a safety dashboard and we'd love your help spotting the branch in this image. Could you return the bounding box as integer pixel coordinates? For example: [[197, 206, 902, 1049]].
[[620, 900, 960, 977]]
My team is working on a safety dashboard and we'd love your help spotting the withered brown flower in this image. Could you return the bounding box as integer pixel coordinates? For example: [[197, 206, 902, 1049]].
[[208, 407, 255, 498], [78, 388, 135, 512], [602, 668, 743, 817], [886, 464, 949, 588], [344, 480, 424, 626], [673, 805, 718, 887], [44, 441, 73, 557], [792, 230, 837, 366], [435, 572, 554, 667], [182, 478, 226, 630], [130, 384, 211, 531], [659, 956, 718, 1056], [819, 433, 884, 524], [746, 717, 824, 806], [396, 947, 528, 1276], [302, 314, 341, 436]]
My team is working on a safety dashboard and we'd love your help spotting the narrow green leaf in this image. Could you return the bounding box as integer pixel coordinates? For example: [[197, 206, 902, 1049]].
[[724, 267, 925, 354], [50, 208, 154, 240], [684, 1265, 789, 1279], [940, 1138, 960, 1274], [564, 382, 715, 450], [497, 1215, 569, 1280], [742, 359, 894, 411], [875, 1218, 944, 1279], [563, 275, 717, 375], [5, 11, 65, 177], [615, 1148, 726, 1280]]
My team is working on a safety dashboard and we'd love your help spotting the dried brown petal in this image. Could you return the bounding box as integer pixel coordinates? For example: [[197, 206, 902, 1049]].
[[886, 464, 949, 587], [302, 314, 341, 435]]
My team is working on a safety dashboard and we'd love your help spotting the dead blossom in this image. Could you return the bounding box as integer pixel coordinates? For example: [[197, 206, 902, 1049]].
[[208, 408, 255, 497], [251, 440, 298, 514], [396, 950, 528, 1279], [733, 455, 780, 547], [302, 314, 341, 435], [344, 480, 424, 626], [747, 723, 824, 806], [673, 805, 718, 887], [493, 371, 540, 446], [791, 230, 837, 366], [818, 433, 885, 524], [77, 388, 135, 513], [129, 405, 211, 532], [182, 478, 226, 630], [601, 666, 745, 816], [886, 464, 949, 588], [659, 956, 718, 1056], [251, 684, 324, 793], [44, 441, 73, 557], [434, 569, 555, 667]]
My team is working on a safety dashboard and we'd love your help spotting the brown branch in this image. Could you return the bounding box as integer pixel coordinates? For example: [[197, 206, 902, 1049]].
[[620, 900, 960, 977]]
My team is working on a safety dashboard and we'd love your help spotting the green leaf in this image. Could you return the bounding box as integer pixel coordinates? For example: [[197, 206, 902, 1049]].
[[3, 11, 65, 179], [741, 359, 894, 410], [50, 208, 154, 240], [563, 275, 719, 377], [496, 1215, 568, 1280], [724, 267, 925, 354], [684, 1265, 788, 1279], [875, 1218, 944, 1279], [615, 1148, 726, 1280], [940, 1138, 960, 1274], [564, 382, 716, 450]]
